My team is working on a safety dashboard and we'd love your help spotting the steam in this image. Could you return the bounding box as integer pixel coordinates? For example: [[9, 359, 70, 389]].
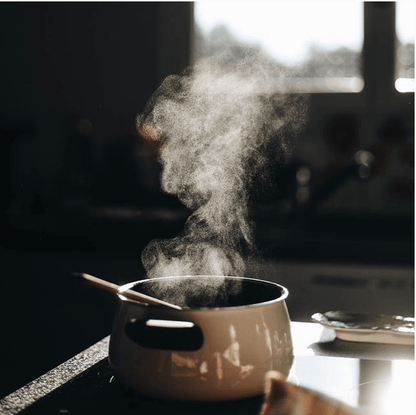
[[138, 52, 308, 294]]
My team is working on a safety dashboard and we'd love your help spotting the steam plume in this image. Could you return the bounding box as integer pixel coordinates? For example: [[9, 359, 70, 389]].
[[138, 52, 308, 284]]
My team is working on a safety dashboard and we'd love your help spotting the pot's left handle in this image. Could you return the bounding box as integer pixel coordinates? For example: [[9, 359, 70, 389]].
[[125, 318, 204, 351]]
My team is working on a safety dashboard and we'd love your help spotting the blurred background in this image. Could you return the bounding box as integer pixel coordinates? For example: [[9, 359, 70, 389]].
[[0, 2, 413, 398]]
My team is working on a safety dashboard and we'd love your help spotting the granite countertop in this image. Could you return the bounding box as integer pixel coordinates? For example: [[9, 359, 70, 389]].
[[1, 322, 413, 415]]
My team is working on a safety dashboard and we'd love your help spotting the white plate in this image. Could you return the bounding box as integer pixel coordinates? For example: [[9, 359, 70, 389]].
[[311, 311, 415, 345]]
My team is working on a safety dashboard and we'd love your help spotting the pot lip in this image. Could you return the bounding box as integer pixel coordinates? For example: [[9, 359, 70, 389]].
[[117, 275, 289, 311]]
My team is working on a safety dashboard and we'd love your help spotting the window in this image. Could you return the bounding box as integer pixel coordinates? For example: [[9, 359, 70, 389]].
[[194, 1, 415, 95], [157, 2, 413, 217], [194, 1, 364, 92], [395, 1, 415, 92]]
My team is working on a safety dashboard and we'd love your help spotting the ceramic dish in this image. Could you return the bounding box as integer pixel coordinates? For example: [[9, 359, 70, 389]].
[[311, 311, 414, 345]]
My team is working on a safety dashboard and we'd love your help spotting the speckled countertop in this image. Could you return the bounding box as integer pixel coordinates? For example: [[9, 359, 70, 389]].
[[1, 323, 413, 415], [0, 337, 110, 415]]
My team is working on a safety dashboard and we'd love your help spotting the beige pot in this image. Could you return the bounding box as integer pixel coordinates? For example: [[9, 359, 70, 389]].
[[108, 276, 293, 401]]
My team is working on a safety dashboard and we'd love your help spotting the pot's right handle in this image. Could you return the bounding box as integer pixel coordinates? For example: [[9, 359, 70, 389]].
[[124, 318, 204, 351]]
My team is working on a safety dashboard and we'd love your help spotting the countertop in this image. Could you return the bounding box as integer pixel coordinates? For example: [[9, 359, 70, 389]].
[[1, 322, 414, 415]]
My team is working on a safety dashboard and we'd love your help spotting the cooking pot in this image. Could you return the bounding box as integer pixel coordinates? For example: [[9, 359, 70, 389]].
[[108, 275, 293, 401]]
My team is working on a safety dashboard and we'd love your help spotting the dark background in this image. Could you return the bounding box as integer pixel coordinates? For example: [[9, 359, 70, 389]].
[[0, 2, 186, 398], [0, 2, 413, 399]]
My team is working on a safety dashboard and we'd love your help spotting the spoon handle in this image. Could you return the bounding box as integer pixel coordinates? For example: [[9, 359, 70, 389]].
[[73, 273, 182, 310]]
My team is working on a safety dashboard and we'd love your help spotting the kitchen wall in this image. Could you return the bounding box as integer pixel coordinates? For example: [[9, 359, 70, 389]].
[[0, 2, 192, 224], [0, 2, 191, 398]]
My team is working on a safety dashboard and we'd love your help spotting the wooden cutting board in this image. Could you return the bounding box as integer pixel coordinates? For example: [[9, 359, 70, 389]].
[[259, 371, 361, 415]]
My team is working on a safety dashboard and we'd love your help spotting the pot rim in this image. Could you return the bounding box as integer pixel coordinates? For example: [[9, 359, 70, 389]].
[[117, 275, 289, 311]]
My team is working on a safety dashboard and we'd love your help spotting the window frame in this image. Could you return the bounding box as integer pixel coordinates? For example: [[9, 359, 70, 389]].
[[158, 2, 413, 114], [156, 2, 414, 215]]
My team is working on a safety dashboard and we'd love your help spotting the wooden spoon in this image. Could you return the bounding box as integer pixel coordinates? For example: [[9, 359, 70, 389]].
[[73, 272, 182, 310]]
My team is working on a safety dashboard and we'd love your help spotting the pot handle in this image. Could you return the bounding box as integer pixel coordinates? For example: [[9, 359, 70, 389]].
[[125, 318, 204, 351]]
